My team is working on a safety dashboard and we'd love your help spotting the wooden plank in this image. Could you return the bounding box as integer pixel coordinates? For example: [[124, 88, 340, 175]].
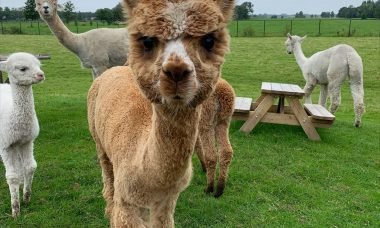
[[289, 84, 305, 95], [240, 94, 274, 133], [261, 82, 272, 93], [271, 82, 282, 92], [262, 82, 304, 97], [234, 97, 252, 113], [287, 97, 321, 141], [260, 113, 299, 125], [304, 104, 335, 120]]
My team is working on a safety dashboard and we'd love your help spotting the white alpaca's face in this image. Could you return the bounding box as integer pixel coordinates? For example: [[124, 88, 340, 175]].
[[0, 53, 45, 86], [285, 35, 295, 54], [285, 34, 306, 54], [35, 0, 58, 18], [126, 0, 233, 108]]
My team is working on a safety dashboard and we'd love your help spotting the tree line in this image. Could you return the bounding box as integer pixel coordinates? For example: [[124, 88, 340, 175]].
[[235, 0, 380, 19], [1, 0, 380, 23]]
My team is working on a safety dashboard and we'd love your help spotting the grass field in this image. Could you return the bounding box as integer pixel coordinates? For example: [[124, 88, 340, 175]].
[[1, 18, 380, 37], [0, 35, 379, 226]]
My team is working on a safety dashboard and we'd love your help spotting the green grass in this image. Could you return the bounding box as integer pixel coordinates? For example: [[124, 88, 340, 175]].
[[2, 18, 380, 37], [0, 35, 379, 226]]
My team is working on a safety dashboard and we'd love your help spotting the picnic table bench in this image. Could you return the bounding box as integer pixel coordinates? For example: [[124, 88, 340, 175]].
[[233, 82, 335, 141], [0, 54, 51, 83]]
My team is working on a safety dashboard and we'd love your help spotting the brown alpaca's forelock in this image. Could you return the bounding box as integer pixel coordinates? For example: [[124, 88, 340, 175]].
[[128, 1, 225, 40]]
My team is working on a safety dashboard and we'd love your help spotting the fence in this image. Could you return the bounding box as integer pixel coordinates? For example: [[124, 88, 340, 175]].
[[1, 19, 379, 37]]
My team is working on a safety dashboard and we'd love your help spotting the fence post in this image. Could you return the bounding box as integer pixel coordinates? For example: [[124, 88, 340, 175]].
[[263, 20, 266, 37], [348, 19, 352, 37], [318, 19, 321, 35], [97, 21, 99, 28], [76, 22, 79, 33], [38, 21, 40, 35], [20, 20, 22, 34], [236, 20, 239, 37], [1, 21, 3, 34], [290, 20, 293, 34]]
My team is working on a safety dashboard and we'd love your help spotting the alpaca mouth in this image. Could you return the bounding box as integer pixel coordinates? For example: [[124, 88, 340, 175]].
[[287, 51, 292, 54], [173, 95, 182, 100]]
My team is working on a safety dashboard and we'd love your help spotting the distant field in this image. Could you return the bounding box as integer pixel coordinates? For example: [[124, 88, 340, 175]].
[[0, 35, 379, 226], [1, 18, 379, 37]]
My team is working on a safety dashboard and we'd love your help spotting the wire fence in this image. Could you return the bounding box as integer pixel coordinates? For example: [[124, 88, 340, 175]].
[[0, 18, 379, 37]]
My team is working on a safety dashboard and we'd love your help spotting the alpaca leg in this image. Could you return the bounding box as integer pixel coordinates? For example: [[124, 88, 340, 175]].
[[350, 81, 365, 127], [151, 194, 179, 228], [20, 142, 37, 203], [194, 138, 206, 172], [303, 78, 317, 104], [200, 129, 217, 194], [97, 143, 115, 218], [214, 120, 233, 198], [328, 84, 342, 114], [2, 147, 22, 217], [111, 201, 146, 228], [318, 84, 328, 108]]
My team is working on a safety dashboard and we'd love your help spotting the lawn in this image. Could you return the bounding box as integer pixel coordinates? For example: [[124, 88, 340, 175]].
[[0, 35, 379, 227]]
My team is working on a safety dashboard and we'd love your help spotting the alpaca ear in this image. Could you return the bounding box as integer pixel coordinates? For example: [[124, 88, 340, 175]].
[[123, 0, 139, 16], [300, 35, 307, 42], [0, 61, 7, 72], [214, 0, 235, 21], [287, 33, 292, 38], [57, 4, 64, 12]]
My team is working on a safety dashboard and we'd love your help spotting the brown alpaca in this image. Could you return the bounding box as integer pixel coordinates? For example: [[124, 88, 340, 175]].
[[195, 79, 235, 198], [87, 0, 235, 227]]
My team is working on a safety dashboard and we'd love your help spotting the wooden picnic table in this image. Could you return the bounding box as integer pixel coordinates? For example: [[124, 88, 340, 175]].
[[233, 82, 335, 141], [0, 54, 51, 83]]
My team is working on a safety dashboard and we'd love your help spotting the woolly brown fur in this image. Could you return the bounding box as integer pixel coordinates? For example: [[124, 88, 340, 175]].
[[88, 0, 235, 227]]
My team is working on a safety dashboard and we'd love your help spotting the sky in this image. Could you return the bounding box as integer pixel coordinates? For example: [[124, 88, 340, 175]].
[[0, 0, 365, 15]]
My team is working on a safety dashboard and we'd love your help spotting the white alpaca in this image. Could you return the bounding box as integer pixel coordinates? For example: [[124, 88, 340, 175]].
[[0, 53, 45, 217], [285, 33, 365, 127], [35, 0, 128, 78]]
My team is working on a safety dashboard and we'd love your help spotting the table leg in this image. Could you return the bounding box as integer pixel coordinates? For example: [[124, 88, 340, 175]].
[[277, 95, 285, 113], [240, 95, 274, 134], [286, 97, 321, 141]]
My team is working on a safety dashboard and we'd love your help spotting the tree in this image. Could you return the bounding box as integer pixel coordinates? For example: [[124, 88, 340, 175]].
[[62, 1, 75, 23], [24, 0, 39, 20], [295, 11, 305, 18], [375, 0, 380, 18], [95, 8, 114, 24], [331, 11, 335, 18], [234, 2, 254, 20], [112, 3, 124, 22]]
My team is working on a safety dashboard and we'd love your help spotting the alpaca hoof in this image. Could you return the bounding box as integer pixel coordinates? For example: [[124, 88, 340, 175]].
[[23, 191, 31, 203], [214, 183, 225, 198], [204, 185, 214, 194], [12, 204, 20, 218], [354, 121, 361, 128]]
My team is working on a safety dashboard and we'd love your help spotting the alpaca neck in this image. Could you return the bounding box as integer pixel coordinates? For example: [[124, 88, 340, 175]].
[[146, 104, 201, 178], [43, 15, 79, 54], [10, 83, 35, 118], [293, 42, 308, 71]]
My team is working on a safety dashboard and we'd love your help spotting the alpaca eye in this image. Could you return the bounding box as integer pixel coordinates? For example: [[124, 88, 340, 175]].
[[141, 36, 156, 52], [201, 34, 215, 52], [19, 67, 28, 72]]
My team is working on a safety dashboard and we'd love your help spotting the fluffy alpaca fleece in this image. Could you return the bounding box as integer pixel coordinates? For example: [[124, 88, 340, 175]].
[[35, 0, 129, 78], [87, 0, 235, 226], [285, 33, 365, 127], [195, 78, 235, 197], [0, 53, 45, 217]]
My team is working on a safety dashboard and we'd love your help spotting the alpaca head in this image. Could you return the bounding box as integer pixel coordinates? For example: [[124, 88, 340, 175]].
[[0, 53, 45, 86], [35, 0, 61, 20], [124, 0, 234, 109], [285, 33, 307, 54]]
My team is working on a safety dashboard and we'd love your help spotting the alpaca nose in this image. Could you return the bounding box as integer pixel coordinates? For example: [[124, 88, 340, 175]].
[[43, 6, 48, 10], [36, 72, 45, 81], [162, 59, 193, 82]]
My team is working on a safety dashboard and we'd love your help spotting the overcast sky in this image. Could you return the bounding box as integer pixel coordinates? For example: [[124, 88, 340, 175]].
[[0, 0, 365, 15]]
